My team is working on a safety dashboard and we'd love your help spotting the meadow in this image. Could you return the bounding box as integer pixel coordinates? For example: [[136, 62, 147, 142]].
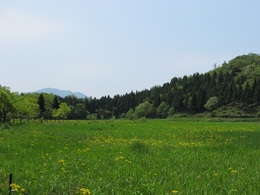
[[0, 119, 259, 194]]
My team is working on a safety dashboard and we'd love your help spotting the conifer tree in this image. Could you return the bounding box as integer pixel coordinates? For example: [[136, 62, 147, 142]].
[[52, 95, 60, 109], [38, 93, 45, 119]]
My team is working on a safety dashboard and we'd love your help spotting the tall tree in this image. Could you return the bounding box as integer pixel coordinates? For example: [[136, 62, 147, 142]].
[[0, 86, 15, 122], [15, 95, 39, 123], [38, 93, 45, 120], [135, 101, 155, 118], [52, 95, 60, 109], [156, 102, 170, 118], [53, 102, 71, 121]]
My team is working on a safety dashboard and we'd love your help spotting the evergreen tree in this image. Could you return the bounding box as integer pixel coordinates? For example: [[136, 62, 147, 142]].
[[191, 93, 197, 112], [38, 93, 45, 120], [52, 95, 60, 109], [254, 84, 260, 105], [196, 89, 206, 112], [237, 85, 243, 103]]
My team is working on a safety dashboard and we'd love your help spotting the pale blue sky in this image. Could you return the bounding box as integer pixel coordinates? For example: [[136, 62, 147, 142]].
[[1, 0, 259, 98]]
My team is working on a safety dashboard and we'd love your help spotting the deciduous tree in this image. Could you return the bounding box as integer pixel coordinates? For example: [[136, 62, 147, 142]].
[[53, 102, 71, 121], [204, 96, 218, 112], [0, 86, 15, 122]]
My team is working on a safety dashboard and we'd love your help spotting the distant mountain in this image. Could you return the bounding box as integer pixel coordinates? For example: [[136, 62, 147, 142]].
[[36, 88, 87, 98]]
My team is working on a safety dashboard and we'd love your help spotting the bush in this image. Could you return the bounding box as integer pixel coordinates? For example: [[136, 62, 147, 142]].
[[131, 141, 149, 153], [1, 123, 11, 130]]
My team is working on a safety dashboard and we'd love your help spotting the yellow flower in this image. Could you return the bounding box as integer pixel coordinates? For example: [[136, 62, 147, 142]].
[[172, 190, 179, 193], [231, 170, 238, 174], [10, 183, 18, 192], [115, 156, 124, 161], [125, 159, 132, 164], [80, 188, 91, 195], [61, 167, 66, 173], [58, 159, 65, 164], [10, 183, 22, 192]]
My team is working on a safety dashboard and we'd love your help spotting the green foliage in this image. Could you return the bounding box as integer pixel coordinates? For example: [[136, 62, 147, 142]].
[[0, 86, 15, 122], [15, 95, 39, 123], [52, 95, 60, 109], [69, 103, 87, 119], [96, 108, 113, 119], [38, 93, 45, 116], [52, 102, 71, 120], [213, 105, 260, 118], [125, 108, 136, 120], [168, 107, 175, 117], [135, 101, 155, 118], [86, 113, 97, 120], [204, 96, 219, 112], [156, 102, 170, 118]]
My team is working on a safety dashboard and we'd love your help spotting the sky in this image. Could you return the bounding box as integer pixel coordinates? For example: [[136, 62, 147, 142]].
[[1, 0, 260, 98]]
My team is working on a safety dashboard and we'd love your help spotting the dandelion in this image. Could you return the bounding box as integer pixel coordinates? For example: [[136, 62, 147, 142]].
[[61, 167, 66, 173], [80, 188, 91, 195], [58, 159, 65, 164], [10, 183, 25, 193], [10, 183, 19, 192], [171, 190, 179, 193], [125, 159, 132, 164], [115, 156, 124, 160], [231, 170, 238, 174]]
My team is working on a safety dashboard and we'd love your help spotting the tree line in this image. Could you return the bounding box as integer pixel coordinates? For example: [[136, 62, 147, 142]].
[[69, 53, 259, 119], [0, 89, 71, 123], [1, 53, 259, 122]]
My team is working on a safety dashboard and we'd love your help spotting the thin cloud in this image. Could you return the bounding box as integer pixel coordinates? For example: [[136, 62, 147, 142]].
[[0, 7, 63, 41]]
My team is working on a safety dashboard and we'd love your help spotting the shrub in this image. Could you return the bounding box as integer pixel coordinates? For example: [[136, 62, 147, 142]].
[[131, 141, 149, 153]]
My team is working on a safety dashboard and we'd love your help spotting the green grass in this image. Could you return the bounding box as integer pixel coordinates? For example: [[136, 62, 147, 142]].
[[0, 119, 259, 194]]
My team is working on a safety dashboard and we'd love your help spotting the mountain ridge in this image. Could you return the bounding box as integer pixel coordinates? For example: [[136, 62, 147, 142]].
[[36, 88, 87, 98]]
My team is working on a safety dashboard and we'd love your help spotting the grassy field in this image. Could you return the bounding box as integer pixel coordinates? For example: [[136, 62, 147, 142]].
[[0, 119, 259, 194]]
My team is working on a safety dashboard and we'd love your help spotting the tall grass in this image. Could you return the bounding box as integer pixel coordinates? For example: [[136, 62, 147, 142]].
[[0, 119, 259, 194]]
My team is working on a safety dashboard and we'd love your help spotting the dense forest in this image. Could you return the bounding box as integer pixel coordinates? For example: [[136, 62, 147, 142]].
[[1, 53, 259, 122]]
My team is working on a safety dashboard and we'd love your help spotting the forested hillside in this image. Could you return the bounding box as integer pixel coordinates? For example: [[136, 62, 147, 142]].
[[79, 53, 259, 119], [1, 53, 259, 122]]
